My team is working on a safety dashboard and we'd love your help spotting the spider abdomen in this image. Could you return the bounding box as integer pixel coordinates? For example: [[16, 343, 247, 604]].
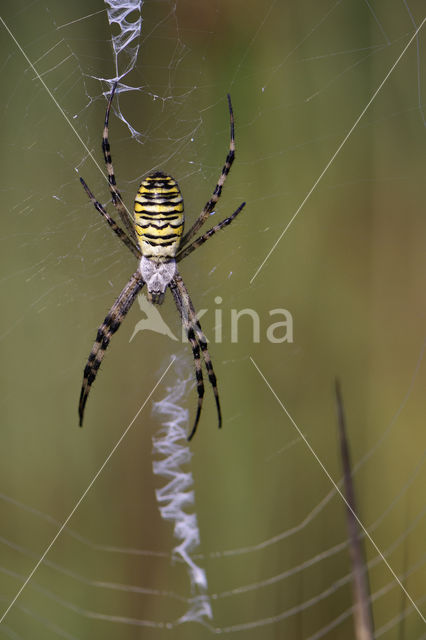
[[134, 172, 184, 259]]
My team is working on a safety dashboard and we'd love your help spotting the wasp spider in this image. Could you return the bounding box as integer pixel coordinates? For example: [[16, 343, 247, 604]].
[[78, 82, 245, 440]]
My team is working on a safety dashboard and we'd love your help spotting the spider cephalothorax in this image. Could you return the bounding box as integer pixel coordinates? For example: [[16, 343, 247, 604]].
[[78, 82, 245, 440], [139, 256, 177, 305]]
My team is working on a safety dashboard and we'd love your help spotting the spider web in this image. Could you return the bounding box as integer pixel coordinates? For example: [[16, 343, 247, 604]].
[[0, 1, 425, 639]]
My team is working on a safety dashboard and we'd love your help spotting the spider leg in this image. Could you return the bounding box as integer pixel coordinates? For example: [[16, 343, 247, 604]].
[[169, 280, 205, 441], [102, 81, 138, 243], [80, 177, 141, 258], [180, 94, 236, 249], [176, 201, 245, 263], [173, 272, 222, 439], [79, 271, 144, 426]]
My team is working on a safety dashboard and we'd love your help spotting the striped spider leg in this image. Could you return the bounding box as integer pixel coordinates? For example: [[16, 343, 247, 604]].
[[169, 279, 205, 440], [79, 177, 141, 259], [176, 201, 245, 263], [179, 94, 236, 249], [78, 271, 145, 425], [102, 81, 137, 242], [170, 272, 222, 440]]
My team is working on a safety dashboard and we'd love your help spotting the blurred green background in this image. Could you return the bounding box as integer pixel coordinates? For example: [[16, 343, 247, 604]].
[[0, 1, 425, 638]]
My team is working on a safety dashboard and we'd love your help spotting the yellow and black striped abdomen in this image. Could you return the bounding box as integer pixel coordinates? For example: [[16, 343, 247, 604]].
[[134, 172, 184, 259]]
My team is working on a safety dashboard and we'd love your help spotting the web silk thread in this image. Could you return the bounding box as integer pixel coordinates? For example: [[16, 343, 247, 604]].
[[152, 376, 213, 623]]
